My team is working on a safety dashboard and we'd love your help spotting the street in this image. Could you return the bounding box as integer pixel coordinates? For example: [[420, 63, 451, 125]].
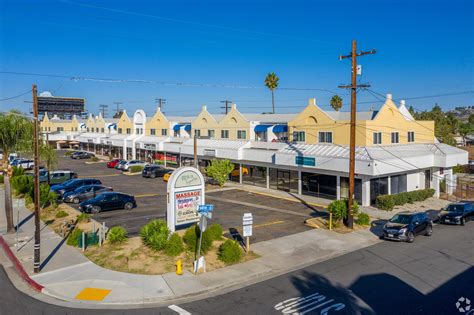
[[1, 220, 473, 314]]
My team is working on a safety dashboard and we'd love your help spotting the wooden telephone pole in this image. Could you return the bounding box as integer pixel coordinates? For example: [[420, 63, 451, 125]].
[[338, 40, 376, 228], [220, 99, 232, 114], [32, 84, 41, 273]]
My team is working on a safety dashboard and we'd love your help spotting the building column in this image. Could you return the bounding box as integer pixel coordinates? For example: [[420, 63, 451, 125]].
[[361, 177, 371, 207], [123, 140, 127, 160], [298, 170, 302, 195], [266, 167, 270, 189], [387, 176, 391, 195], [446, 168, 454, 195], [164, 151, 167, 167], [336, 175, 341, 200], [432, 168, 441, 197], [239, 164, 243, 184]]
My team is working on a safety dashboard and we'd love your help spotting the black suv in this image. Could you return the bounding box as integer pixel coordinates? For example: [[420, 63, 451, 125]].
[[50, 178, 102, 197], [142, 165, 169, 178], [438, 202, 474, 225], [71, 151, 94, 159], [383, 212, 433, 243]]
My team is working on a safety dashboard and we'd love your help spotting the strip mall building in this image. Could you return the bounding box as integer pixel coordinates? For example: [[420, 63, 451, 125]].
[[40, 94, 468, 206]]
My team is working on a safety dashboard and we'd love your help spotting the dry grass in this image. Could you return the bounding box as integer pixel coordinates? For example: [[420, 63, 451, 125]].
[[84, 236, 259, 275], [305, 216, 367, 234]]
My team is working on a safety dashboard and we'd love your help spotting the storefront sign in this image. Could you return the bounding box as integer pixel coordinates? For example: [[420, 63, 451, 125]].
[[144, 143, 156, 150], [167, 167, 205, 232], [295, 156, 316, 166], [87, 139, 93, 143], [204, 149, 216, 157]]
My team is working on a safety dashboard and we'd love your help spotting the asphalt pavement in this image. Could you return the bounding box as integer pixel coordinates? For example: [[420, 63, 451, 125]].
[[1, 219, 473, 314]]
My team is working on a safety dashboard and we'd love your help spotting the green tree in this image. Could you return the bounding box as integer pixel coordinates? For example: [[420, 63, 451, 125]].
[[0, 111, 33, 233], [469, 114, 474, 125], [458, 122, 472, 146], [413, 104, 456, 146], [206, 159, 234, 187], [264, 72, 279, 114], [330, 95, 343, 111], [40, 143, 57, 171]]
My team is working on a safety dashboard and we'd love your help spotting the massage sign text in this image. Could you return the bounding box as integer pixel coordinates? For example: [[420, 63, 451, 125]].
[[175, 190, 201, 225]]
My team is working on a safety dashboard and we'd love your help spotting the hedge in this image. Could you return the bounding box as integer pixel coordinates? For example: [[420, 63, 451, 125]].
[[218, 240, 242, 265], [129, 165, 144, 173], [375, 188, 435, 211]]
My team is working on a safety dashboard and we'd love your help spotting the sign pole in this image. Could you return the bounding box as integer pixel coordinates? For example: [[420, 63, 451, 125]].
[[246, 236, 250, 253]]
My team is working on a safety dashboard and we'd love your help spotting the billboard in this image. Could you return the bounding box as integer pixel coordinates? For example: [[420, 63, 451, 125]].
[[37, 96, 85, 115]]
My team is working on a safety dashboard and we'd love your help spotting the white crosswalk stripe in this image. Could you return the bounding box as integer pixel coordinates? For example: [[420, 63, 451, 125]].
[[168, 304, 191, 315]]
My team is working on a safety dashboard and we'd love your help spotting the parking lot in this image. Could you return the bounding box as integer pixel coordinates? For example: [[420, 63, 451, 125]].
[[57, 151, 325, 243]]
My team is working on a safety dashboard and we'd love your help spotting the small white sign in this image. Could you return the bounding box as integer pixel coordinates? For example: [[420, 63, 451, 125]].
[[243, 213, 253, 225], [243, 225, 252, 237], [193, 256, 206, 273]]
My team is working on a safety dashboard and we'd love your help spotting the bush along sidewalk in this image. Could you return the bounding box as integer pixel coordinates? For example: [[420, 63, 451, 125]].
[[376, 188, 435, 211], [129, 165, 144, 173]]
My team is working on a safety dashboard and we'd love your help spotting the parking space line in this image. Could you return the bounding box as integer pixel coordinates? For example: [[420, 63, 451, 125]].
[[254, 220, 285, 228], [78, 174, 120, 178], [168, 305, 191, 315], [135, 193, 160, 198]]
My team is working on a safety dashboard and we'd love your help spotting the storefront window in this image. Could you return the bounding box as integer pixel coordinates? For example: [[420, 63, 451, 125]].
[[390, 174, 407, 195], [269, 168, 298, 193], [302, 173, 337, 199], [242, 165, 267, 187], [341, 177, 362, 204], [370, 177, 388, 205]]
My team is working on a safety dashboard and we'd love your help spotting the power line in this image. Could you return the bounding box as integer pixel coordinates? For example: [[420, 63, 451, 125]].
[[0, 89, 31, 101]]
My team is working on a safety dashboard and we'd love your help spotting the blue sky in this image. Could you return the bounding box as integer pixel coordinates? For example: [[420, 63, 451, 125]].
[[0, 0, 473, 117]]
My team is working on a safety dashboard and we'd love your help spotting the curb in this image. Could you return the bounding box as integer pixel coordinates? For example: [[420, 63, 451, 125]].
[[0, 234, 44, 292]]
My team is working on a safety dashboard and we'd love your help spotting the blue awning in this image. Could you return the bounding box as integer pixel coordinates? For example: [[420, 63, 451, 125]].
[[272, 124, 288, 133], [254, 124, 273, 132], [184, 124, 191, 131], [173, 124, 183, 131]]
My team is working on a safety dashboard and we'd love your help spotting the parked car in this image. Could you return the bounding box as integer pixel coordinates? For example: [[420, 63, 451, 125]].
[[231, 166, 248, 177], [122, 160, 148, 171], [50, 178, 102, 197], [79, 192, 136, 213], [11, 159, 34, 169], [71, 151, 94, 159], [107, 159, 123, 168], [8, 153, 19, 163], [49, 170, 78, 185], [62, 184, 113, 204], [142, 165, 169, 178], [438, 202, 474, 225], [382, 212, 432, 243], [163, 170, 173, 182], [115, 160, 128, 170]]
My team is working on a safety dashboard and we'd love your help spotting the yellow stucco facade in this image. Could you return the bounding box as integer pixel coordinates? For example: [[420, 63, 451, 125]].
[[40, 113, 78, 132], [146, 108, 171, 136], [116, 111, 133, 135], [191, 106, 221, 138], [215, 105, 250, 140], [288, 98, 435, 146]]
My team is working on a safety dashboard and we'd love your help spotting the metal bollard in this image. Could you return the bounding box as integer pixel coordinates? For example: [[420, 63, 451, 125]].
[[176, 259, 183, 275]]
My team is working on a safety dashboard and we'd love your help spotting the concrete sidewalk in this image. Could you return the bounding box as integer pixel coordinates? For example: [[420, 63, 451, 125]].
[[1, 187, 380, 306]]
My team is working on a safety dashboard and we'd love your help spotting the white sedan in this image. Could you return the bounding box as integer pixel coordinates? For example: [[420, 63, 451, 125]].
[[122, 160, 148, 171]]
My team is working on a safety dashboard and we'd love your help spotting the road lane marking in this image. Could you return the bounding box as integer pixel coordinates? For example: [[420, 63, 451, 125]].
[[75, 287, 111, 301], [275, 292, 345, 315], [135, 193, 160, 198], [168, 305, 191, 314]]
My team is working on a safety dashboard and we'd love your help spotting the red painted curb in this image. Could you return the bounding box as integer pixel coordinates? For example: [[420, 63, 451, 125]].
[[0, 235, 44, 292]]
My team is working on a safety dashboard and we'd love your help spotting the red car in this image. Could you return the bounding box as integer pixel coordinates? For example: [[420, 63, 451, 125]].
[[107, 159, 123, 168]]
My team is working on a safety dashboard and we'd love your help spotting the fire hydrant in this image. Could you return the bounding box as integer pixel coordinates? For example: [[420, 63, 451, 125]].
[[176, 259, 183, 275]]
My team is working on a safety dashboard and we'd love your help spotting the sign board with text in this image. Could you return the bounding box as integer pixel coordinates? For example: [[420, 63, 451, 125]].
[[167, 167, 205, 232], [243, 213, 253, 237]]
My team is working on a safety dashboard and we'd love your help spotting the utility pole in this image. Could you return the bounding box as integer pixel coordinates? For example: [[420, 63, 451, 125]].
[[99, 104, 108, 118], [220, 99, 232, 114], [156, 98, 166, 111], [193, 136, 198, 168], [113, 102, 123, 116], [32, 84, 41, 273], [338, 40, 376, 229]]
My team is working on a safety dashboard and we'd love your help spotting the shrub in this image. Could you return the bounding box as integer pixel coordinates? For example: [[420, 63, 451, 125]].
[[77, 213, 90, 223], [67, 228, 83, 247], [375, 189, 435, 211], [0, 174, 3, 184], [108, 226, 128, 245], [205, 159, 234, 187], [12, 166, 25, 177], [207, 223, 223, 241], [218, 240, 242, 265], [164, 233, 184, 256], [25, 194, 33, 205], [140, 219, 170, 251], [129, 165, 144, 173], [39, 183, 58, 208], [356, 212, 370, 226], [91, 156, 100, 162], [64, 151, 73, 157], [11, 175, 33, 195], [328, 199, 347, 222], [183, 225, 213, 254], [55, 210, 68, 218]]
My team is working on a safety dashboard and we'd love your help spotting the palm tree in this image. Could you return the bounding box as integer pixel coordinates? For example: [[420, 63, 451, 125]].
[[0, 111, 33, 233], [330, 95, 343, 111], [264, 72, 279, 114]]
